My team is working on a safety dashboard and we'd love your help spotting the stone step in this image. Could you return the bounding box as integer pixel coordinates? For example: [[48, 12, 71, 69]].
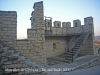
[[68, 52, 75, 56], [76, 41, 82, 44], [74, 45, 80, 47], [76, 42, 82, 44], [66, 55, 73, 58], [65, 33, 89, 63], [72, 49, 78, 51], [73, 47, 79, 49], [65, 60, 72, 63], [70, 50, 77, 53], [65, 57, 73, 61]]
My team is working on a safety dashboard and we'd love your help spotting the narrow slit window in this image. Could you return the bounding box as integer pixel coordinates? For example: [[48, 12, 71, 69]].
[[48, 22, 50, 27], [57, 24, 60, 28], [75, 23, 77, 27], [53, 43, 56, 49]]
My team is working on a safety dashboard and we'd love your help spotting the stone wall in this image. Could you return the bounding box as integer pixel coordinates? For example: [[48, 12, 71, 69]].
[[0, 2, 47, 66], [78, 17, 95, 56], [15, 40, 28, 57], [27, 1, 46, 66], [0, 43, 46, 75], [0, 11, 17, 49], [0, 1, 95, 67], [45, 24, 92, 36], [45, 36, 67, 58], [78, 34, 94, 56]]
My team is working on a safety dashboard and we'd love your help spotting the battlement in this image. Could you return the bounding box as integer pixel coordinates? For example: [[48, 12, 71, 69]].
[[30, 7, 93, 36], [84, 16, 93, 25], [62, 22, 71, 28], [33, 1, 43, 9], [42, 17, 93, 36], [30, 1, 94, 36], [43, 16, 93, 28], [0, 11, 17, 17]]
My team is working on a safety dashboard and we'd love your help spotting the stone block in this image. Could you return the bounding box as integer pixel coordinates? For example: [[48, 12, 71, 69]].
[[0, 48, 3, 53], [6, 50, 14, 55], [23, 50, 29, 54], [1, 58, 8, 62], [3, 47, 9, 52], [22, 47, 27, 49], [28, 54, 33, 57], [2, 52, 7, 57], [18, 56, 25, 61], [2, 64, 22, 68], [23, 60, 33, 67], [57, 28, 62, 34], [12, 60, 19, 64], [8, 53, 19, 60], [23, 53, 29, 57], [4, 61, 12, 65], [52, 27, 57, 34], [28, 38, 37, 41]]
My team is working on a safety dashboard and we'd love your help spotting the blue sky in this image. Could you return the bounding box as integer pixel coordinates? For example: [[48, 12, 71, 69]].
[[0, 0, 100, 39]]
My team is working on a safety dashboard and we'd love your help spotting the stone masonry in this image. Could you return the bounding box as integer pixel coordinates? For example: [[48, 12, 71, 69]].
[[0, 1, 95, 68]]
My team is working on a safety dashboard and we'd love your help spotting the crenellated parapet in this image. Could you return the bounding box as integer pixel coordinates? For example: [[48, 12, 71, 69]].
[[62, 22, 71, 28], [84, 16, 93, 25], [53, 21, 61, 28], [73, 19, 81, 27], [43, 17, 94, 36]]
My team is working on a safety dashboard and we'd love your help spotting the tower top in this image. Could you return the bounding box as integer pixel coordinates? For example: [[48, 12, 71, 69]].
[[33, 1, 43, 9]]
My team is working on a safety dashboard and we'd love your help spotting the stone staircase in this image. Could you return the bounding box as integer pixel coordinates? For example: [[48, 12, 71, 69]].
[[65, 32, 90, 62], [0, 42, 47, 75]]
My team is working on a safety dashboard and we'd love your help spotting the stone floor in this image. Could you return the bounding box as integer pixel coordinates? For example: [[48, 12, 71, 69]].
[[47, 65, 100, 75], [47, 54, 100, 68], [46, 54, 100, 75]]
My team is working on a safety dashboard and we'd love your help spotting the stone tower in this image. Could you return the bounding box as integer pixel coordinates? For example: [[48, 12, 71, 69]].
[[27, 1, 46, 66]]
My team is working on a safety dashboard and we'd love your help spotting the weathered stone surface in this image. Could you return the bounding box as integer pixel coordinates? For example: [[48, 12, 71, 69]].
[[1, 58, 8, 62], [0, 48, 3, 53], [0, 2, 95, 74], [2, 52, 7, 57], [6, 50, 14, 55], [4, 61, 12, 65], [8, 53, 19, 60], [2, 64, 22, 68], [18, 56, 25, 61]]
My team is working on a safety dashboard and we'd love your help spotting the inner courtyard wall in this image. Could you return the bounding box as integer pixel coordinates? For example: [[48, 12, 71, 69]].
[[45, 36, 67, 58]]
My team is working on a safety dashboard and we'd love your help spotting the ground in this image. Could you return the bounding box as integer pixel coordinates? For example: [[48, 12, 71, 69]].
[[45, 54, 100, 75], [47, 65, 100, 75]]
